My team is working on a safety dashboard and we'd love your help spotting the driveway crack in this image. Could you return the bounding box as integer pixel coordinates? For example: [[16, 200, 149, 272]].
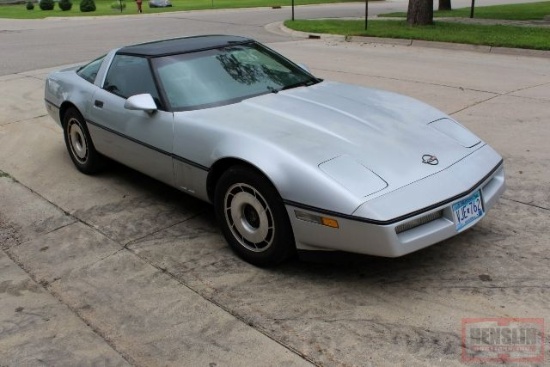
[[451, 81, 550, 114], [501, 196, 550, 212], [1, 246, 138, 366]]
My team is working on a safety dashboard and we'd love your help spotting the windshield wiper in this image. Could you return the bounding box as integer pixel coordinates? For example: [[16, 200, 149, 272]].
[[279, 78, 321, 92]]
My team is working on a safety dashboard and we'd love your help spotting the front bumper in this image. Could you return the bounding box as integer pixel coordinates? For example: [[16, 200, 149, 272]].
[[286, 153, 505, 257]]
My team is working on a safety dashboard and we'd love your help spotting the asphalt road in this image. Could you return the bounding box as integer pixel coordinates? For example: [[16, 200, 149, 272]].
[[5, 3, 376, 75], [0, 0, 546, 75], [1, 3, 549, 366]]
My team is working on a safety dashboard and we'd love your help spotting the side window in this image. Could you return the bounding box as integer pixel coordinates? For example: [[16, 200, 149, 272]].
[[103, 55, 160, 104], [77, 55, 105, 84]]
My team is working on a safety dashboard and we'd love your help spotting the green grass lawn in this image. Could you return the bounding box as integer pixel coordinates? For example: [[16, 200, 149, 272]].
[[0, 0, 363, 19], [285, 19, 550, 50], [382, 1, 550, 20]]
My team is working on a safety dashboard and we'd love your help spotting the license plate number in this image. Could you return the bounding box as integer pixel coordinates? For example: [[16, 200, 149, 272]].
[[452, 190, 484, 231]]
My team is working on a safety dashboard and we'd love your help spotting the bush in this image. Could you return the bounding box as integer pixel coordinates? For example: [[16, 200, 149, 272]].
[[39, 0, 54, 10], [26, 1, 34, 9], [79, 0, 95, 12], [59, 0, 72, 10], [110, 0, 125, 9]]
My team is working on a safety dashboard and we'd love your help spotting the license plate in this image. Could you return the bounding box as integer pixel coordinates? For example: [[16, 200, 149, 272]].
[[452, 190, 484, 231]]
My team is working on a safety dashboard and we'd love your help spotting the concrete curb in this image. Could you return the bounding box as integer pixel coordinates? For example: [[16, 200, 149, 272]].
[[272, 21, 550, 59]]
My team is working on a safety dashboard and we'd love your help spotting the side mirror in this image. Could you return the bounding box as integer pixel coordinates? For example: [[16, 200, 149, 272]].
[[124, 93, 157, 114]]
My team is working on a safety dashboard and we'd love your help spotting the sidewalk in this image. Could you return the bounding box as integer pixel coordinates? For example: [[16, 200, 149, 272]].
[[376, 15, 550, 27]]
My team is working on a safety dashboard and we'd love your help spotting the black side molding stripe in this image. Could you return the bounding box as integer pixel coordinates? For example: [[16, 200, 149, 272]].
[[86, 119, 210, 172], [171, 154, 210, 171], [285, 159, 504, 226], [45, 99, 60, 109], [86, 118, 169, 155]]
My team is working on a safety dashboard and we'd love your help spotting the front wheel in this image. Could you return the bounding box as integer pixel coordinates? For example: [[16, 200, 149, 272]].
[[214, 166, 295, 267], [63, 107, 103, 174]]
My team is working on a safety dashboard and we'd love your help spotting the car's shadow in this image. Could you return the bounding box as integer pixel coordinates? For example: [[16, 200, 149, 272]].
[[76, 159, 518, 367], [92, 157, 501, 289]]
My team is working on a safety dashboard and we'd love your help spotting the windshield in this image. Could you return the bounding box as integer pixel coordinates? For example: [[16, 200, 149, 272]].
[[152, 42, 320, 111]]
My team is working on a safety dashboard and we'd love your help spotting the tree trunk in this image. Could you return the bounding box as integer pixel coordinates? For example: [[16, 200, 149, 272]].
[[407, 0, 434, 25], [438, 0, 451, 11]]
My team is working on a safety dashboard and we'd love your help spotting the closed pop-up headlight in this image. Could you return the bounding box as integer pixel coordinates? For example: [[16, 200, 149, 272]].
[[319, 155, 388, 198], [428, 118, 481, 148]]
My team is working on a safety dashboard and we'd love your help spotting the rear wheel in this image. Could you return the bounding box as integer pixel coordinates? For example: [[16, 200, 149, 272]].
[[63, 107, 103, 174], [214, 166, 294, 267]]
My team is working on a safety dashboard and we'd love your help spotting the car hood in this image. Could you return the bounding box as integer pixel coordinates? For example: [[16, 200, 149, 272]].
[[181, 81, 483, 199]]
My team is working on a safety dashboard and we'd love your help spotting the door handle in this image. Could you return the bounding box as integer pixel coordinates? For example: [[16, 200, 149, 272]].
[[94, 100, 104, 108]]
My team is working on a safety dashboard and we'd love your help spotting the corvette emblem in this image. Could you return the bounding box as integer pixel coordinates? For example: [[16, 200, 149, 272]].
[[422, 154, 439, 165]]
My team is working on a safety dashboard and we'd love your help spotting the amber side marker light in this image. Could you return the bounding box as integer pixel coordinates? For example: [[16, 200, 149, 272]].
[[321, 217, 339, 228], [295, 210, 339, 229]]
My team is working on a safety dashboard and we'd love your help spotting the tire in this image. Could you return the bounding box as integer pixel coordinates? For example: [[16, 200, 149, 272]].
[[214, 166, 295, 267], [63, 107, 103, 174]]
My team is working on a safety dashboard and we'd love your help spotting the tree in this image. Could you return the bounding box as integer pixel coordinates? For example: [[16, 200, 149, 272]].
[[80, 0, 96, 12], [438, 0, 451, 11], [39, 0, 55, 10], [59, 0, 72, 11], [407, 0, 434, 26]]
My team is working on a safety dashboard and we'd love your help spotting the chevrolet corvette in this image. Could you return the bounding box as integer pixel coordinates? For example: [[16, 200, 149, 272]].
[[45, 35, 506, 266]]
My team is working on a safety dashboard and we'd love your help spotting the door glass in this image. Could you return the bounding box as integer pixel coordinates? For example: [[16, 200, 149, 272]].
[[77, 55, 105, 84], [104, 55, 161, 106]]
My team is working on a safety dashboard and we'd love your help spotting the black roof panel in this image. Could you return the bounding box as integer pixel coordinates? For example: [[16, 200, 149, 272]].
[[117, 35, 252, 57]]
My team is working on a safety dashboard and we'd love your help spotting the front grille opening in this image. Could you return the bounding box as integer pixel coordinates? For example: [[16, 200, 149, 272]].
[[395, 210, 443, 234]]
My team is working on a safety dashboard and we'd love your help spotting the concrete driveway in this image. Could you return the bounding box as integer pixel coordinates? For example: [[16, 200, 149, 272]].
[[1, 6, 549, 366]]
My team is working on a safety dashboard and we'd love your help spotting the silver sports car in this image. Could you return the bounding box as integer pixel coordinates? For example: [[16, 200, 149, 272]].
[[45, 35, 505, 266]]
